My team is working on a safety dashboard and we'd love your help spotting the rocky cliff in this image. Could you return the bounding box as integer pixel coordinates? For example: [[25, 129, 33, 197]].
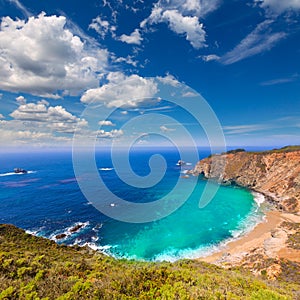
[[192, 147, 300, 213]]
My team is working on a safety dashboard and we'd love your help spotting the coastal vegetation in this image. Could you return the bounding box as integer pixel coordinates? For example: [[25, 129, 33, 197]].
[[246, 146, 300, 155], [0, 224, 299, 299]]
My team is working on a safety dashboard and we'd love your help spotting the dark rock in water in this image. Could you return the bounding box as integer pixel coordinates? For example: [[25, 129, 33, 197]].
[[55, 233, 67, 240], [69, 224, 83, 233]]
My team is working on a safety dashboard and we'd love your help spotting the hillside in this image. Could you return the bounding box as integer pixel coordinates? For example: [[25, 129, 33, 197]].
[[192, 147, 300, 213], [0, 224, 299, 299]]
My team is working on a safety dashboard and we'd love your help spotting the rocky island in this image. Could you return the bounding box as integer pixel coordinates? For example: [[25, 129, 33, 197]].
[[191, 146, 300, 278]]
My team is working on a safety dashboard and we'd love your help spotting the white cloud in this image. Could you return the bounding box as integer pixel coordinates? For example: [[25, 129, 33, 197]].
[[113, 55, 138, 67], [119, 29, 143, 45], [143, 0, 220, 20], [81, 72, 158, 108], [8, 0, 31, 18], [157, 74, 180, 86], [0, 113, 5, 119], [200, 54, 220, 62], [121, 110, 128, 115], [143, 8, 206, 49], [97, 129, 123, 138], [0, 127, 73, 146], [182, 91, 198, 97], [255, 0, 300, 15], [10, 102, 87, 134], [220, 20, 286, 65], [98, 120, 116, 126], [0, 13, 109, 97], [260, 75, 298, 86], [89, 16, 116, 39], [160, 125, 175, 132], [139, 0, 221, 49], [16, 95, 26, 104], [223, 124, 271, 134]]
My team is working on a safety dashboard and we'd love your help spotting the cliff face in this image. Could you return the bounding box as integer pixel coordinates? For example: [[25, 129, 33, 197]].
[[192, 150, 300, 213]]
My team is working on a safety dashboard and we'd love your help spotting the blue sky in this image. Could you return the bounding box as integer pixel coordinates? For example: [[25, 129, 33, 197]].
[[0, 0, 299, 149]]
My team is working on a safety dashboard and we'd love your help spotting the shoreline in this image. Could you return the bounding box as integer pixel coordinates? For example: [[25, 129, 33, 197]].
[[199, 204, 300, 266]]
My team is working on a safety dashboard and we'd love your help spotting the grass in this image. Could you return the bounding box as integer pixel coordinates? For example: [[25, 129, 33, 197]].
[[0, 224, 299, 299], [247, 145, 300, 155]]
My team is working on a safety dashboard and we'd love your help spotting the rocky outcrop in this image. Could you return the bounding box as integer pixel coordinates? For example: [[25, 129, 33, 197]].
[[191, 148, 300, 213]]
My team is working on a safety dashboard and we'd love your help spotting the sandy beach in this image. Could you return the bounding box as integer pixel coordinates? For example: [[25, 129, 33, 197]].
[[199, 209, 300, 266]]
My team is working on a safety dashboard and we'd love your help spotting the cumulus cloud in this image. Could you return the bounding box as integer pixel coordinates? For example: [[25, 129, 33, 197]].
[[255, 0, 300, 15], [139, 0, 221, 49], [0, 13, 109, 97], [141, 0, 220, 22], [112, 55, 138, 67], [119, 29, 143, 45], [157, 74, 180, 86], [220, 20, 286, 65], [10, 102, 87, 134], [16, 95, 26, 104], [143, 8, 206, 49], [98, 120, 116, 126], [89, 16, 116, 39], [97, 129, 123, 138], [0, 113, 5, 119], [81, 72, 158, 107], [0, 127, 72, 146]]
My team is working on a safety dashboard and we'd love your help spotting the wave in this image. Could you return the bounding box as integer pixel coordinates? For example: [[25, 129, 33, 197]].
[[50, 221, 90, 242], [229, 206, 265, 240], [81, 242, 112, 253], [99, 168, 114, 171], [0, 170, 36, 177], [176, 162, 192, 166], [252, 191, 266, 207], [98, 204, 266, 263], [25, 229, 39, 235], [181, 170, 189, 174]]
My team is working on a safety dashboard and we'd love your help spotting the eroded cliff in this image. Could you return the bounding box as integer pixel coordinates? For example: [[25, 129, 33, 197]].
[[192, 147, 300, 213]]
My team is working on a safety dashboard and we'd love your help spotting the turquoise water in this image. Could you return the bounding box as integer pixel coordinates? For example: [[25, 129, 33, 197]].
[[0, 149, 264, 261], [99, 179, 262, 261]]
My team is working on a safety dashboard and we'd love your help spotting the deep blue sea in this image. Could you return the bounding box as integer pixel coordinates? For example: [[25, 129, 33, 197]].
[[0, 148, 264, 261]]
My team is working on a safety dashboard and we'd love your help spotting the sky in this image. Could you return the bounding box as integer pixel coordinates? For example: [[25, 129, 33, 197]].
[[0, 0, 299, 149]]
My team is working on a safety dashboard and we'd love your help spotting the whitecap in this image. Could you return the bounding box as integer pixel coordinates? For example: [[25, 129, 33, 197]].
[[252, 191, 266, 207], [99, 168, 114, 171], [50, 221, 90, 242], [81, 242, 112, 254], [0, 170, 36, 177]]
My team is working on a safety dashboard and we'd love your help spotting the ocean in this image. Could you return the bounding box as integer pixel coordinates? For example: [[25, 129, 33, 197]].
[[0, 148, 265, 261]]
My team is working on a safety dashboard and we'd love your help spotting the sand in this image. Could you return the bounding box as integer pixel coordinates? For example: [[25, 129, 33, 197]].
[[199, 210, 300, 265]]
